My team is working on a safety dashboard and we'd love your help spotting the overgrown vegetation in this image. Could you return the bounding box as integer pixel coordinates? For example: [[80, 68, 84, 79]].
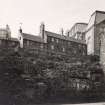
[[0, 49, 105, 104]]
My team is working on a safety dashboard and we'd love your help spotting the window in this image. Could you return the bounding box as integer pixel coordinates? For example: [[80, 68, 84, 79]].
[[83, 51, 85, 55], [51, 45, 54, 50], [100, 27, 105, 33], [68, 41, 71, 45], [27, 40, 29, 46], [12, 42, 15, 46], [51, 37, 54, 42], [62, 47, 65, 52], [56, 39, 59, 43], [74, 49, 77, 54], [40, 44, 43, 49], [78, 44, 81, 49], [83, 45, 86, 49]]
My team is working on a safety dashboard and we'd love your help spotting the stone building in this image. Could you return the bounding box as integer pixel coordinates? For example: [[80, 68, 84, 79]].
[[97, 20, 105, 72], [0, 25, 19, 54], [66, 10, 105, 58], [18, 28, 46, 58], [68, 23, 87, 41], [18, 23, 87, 59], [0, 37, 19, 51], [85, 10, 105, 56], [40, 23, 87, 57], [0, 24, 11, 38]]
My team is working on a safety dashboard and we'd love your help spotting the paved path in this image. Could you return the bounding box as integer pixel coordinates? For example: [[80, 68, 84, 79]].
[[50, 103, 105, 105], [71, 102, 105, 105], [31, 102, 105, 105]]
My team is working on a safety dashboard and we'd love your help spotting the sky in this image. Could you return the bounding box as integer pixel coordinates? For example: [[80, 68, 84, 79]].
[[0, 0, 105, 37]]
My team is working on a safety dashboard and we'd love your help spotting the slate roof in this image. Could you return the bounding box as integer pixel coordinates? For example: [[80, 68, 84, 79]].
[[10, 38, 19, 42], [45, 31, 86, 44], [0, 37, 18, 42], [22, 33, 44, 43]]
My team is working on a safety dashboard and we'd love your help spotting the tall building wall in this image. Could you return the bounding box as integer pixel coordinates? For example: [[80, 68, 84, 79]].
[[85, 12, 96, 55], [86, 11, 105, 56], [94, 11, 105, 56], [97, 20, 105, 73], [86, 27, 94, 55], [100, 32, 105, 73], [94, 25, 101, 56]]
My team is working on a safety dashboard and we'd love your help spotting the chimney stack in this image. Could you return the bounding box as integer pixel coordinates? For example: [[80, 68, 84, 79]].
[[6, 24, 11, 38], [60, 28, 64, 35], [18, 23, 23, 48], [40, 22, 45, 39]]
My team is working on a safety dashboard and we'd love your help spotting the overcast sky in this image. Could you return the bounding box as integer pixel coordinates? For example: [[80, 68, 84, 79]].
[[0, 0, 105, 37]]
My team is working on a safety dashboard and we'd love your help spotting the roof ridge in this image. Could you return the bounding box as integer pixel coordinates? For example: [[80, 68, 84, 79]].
[[22, 32, 38, 37], [45, 30, 60, 36]]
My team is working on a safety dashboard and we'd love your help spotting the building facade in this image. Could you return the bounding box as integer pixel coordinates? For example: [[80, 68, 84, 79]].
[[18, 23, 87, 59], [1, 10, 105, 61], [68, 23, 87, 41], [97, 20, 105, 72], [85, 11, 105, 56], [0, 25, 19, 54], [41, 23, 87, 57], [0, 24, 11, 38]]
